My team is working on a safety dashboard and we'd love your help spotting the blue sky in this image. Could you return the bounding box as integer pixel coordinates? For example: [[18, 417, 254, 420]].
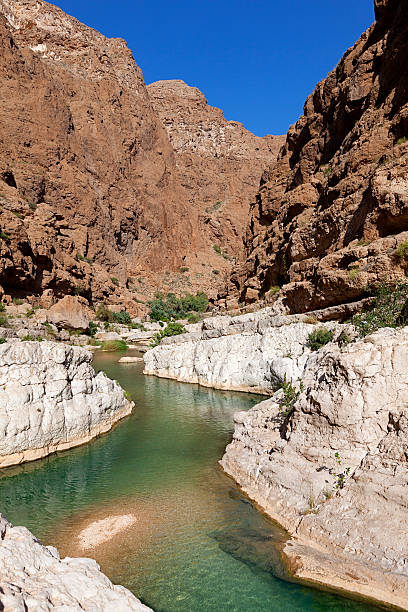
[[51, 1, 374, 136]]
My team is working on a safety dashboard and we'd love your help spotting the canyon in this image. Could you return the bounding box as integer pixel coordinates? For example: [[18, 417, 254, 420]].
[[1, 0, 408, 610], [0, 0, 281, 313]]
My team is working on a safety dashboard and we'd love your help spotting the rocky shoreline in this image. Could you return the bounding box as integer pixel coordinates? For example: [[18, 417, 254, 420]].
[[144, 308, 408, 610], [0, 341, 134, 468], [0, 513, 152, 611]]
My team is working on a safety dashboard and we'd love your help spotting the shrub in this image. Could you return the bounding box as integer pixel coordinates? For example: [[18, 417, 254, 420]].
[[268, 286, 280, 296], [13, 211, 23, 220], [147, 292, 208, 322], [0, 337, 6, 344], [89, 321, 98, 337], [0, 315, 8, 327], [179, 266, 189, 273], [212, 269, 220, 275], [352, 282, 408, 337], [348, 265, 360, 280], [396, 136, 408, 145], [96, 304, 114, 322], [307, 328, 334, 351], [151, 322, 186, 347], [280, 375, 304, 417], [112, 310, 131, 325], [28, 202, 37, 211], [74, 283, 87, 296], [76, 253, 93, 264], [111, 277, 120, 286], [131, 322, 147, 331], [323, 164, 332, 177], [337, 331, 352, 347], [187, 312, 199, 323], [12, 297, 24, 305], [100, 339, 128, 351], [21, 334, 40, 342], [0, 231, 10, 241], [213, 244, 222, 255], [396, 241, 408, 260], [0, 303, 5, 312]]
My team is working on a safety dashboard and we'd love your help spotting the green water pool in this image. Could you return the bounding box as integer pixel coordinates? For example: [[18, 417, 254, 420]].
[[0, 352, 382, 611]]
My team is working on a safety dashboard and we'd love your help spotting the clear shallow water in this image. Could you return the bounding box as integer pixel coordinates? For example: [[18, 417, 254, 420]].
[[0, 352, 382, 611]]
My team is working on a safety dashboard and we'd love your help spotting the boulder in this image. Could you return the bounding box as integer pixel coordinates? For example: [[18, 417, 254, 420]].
[[47, 296, 93, 331]]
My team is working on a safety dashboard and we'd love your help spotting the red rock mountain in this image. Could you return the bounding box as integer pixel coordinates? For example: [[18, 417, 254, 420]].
[[148, 80, 283, 269], [223, 0, 408, 314], [0, 0, 282, 310]]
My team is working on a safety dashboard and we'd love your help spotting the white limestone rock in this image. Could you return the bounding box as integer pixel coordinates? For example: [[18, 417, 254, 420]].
[[220, 326, 408, 609], [0, 341, 134, 467], [144, 310, 343, 393], [0, 513, 151, 611]]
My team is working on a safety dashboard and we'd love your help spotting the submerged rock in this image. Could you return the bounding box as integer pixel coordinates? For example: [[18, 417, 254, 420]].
[[0, 513, 151, 611], [221, 326, 408, 609], [0, 341, 134, 467]]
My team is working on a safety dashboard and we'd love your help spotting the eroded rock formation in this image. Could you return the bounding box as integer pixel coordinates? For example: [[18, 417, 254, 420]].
[[221, 325, 408, 609], [224, 0, 408, 313], [0, 513, 151, 611], [143, 309, 346, 393], [0, 341, 133, 467]]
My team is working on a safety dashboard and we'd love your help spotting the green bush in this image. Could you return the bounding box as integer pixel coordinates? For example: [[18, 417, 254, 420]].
[[147, 292, 208, 322], [0, 231, 10, 241], [307, 328, 334, 351], [151, 322, 186, 347], [96, 304, 114, 322], [396, 136, 408, 145], [76, 253, 93, 264], [187, 312, 199, 323], [396, 241, 408, 260], [100, 339, 128, 351], [112, 310, 131, 325], [131, 322, 147, 331], [21, 334, 41, 342], [111, 277, 120, 286], [0, 303, 5, 312], [213, 244, 222, 255], [280, 375, 304, 417], [179, 266, 189, 273], [0, 315, 8, 327], [0, 337, 6, 344], [89, 321, 98, 337], [12, 297, 24, 305], [352, 283, 408, 337]]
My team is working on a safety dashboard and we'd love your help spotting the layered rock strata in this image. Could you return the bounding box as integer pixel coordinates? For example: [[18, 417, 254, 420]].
[[0, 341, 133, 467], [0, 513, 151, 611], [143, 308, 346, 393], [221, 326, 408, 609], [224, 0, 408, 313]]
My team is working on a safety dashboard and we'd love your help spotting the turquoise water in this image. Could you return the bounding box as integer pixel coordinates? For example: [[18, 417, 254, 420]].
[[0, 352, 381, 611]]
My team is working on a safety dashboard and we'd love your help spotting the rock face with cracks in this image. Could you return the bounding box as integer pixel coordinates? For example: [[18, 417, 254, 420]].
[[0, 341, 133, 467], [0, 513, 151, 611], [222, 0, 408, 312], [220, 325, 408, 609]]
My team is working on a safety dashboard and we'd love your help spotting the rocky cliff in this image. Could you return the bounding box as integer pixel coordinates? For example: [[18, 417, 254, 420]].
[[0, 513, 151, 611], [224, 0, 408, 313], [148, 80, 283, 275], [0, 0, 282, 310], [0, 341, 133, 467]]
